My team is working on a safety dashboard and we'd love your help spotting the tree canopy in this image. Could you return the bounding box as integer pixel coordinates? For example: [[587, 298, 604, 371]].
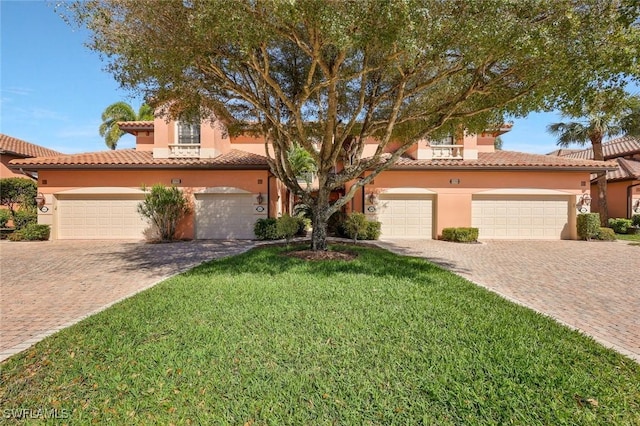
[[67, 0, 640, 249]]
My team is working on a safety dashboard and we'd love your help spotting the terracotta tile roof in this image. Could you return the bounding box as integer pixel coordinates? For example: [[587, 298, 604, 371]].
[[557, 136, 640, 160], [8, 149, 269, 170], [118, 121, 155, 134], [546, 148, 580, 156], [0, 133, 63, 158], [390, 150, 616, 170], [607, 158, 640, 181]]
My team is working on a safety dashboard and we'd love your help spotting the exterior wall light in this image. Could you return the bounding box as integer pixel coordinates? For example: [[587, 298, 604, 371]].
[[34, 192, 45, 208], [577, 193, 592, 213], [633, 199, 640, 213], [367, 192, 377, 204], [256, 192, 264, 205]]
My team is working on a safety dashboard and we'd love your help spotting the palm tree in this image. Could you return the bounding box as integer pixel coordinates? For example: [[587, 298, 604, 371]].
[[547, 93, 640, 225], [99, 102, 154, 149]]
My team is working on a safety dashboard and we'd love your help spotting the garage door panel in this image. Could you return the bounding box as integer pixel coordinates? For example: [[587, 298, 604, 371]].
[[58, 197, 147, 240], [472, 196, 569, 240], [196, 194, 255, 239], [377, 194, 433, 239]]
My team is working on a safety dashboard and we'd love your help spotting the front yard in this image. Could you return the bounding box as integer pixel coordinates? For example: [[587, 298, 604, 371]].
[[1, 245, 639, 424]]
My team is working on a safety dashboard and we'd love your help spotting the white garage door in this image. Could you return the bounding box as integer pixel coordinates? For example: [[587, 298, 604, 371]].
[[196, 194, 256, 239], [58, 195, 147, 239], [472, 196, 569, 239], [377, 194, 433, 239]]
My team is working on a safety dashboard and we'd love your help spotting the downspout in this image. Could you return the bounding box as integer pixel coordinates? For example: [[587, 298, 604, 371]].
[[627, 182, 640, 218], [267, 172, 272, 218], [361, 184, 365, 213]]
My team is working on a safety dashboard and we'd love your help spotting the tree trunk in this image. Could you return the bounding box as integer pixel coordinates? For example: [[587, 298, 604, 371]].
[[596, 172, 609, 226], [311, 212, 329, 251], [591, 139, 608, 226]]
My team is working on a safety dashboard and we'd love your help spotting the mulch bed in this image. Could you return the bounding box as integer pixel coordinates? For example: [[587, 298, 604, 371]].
[[285, 249, 359, 261]]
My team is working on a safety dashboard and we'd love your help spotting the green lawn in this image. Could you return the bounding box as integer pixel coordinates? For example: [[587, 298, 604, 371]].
[[615, 232, 640, 242], [1, 245, 639, 424]]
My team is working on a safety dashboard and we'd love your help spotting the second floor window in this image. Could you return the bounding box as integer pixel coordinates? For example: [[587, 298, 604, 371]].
[[430, 134, 454, 146], [177, 122, 200, 144]]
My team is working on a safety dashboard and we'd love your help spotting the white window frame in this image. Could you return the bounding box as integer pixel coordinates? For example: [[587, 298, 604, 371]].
[[175, 121, 201, 145]]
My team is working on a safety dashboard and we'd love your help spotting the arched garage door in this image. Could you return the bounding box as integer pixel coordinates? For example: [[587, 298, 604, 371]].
[[195, 193, 256, 239], [376, 193, 434, 239], [57, 194, 147, 239], [472, 195, 570, 239]]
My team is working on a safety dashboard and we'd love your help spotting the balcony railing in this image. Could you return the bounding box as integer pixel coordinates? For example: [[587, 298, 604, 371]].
[[430, 144, 463, 159], [169, 144, 201, 158]]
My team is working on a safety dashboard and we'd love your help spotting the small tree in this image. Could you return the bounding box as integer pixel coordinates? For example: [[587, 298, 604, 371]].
[[0, 177, 37, 216], [276, 214, 300, 247], [137, 184, 190, 241], [344, 212, 369, 243]]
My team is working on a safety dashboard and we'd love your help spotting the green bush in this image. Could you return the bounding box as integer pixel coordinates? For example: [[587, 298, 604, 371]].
[[254, 217, 279, 240], [8, 224, 50, 241], [296, 217, 311, 236], [328, 211, 347, 237], [608, 218, 632, 234], [137, 184, 191, 241], [577, 213, 600, 240], [441, 227, 479, 243], [276, 214, 300, 244], [631, 214, 640, 227], [12, 209, 37, 230], [344, 212, 369, 242], [364, 221, 381, 240], [0, 209, 10, 227], [595, 227, 616, 241], [0, 177, 37, 214]]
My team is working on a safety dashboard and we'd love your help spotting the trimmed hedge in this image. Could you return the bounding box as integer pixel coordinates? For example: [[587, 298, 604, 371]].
[[8, 224, 50, 241], [595, 227, 616, 241], [577, 213, 600, 240], [608, 218, 632, 234], [442, 227, 479, 243], [631, 214, 640, 227], [12, 209, 37, 230], [254, 218, 279, 240]]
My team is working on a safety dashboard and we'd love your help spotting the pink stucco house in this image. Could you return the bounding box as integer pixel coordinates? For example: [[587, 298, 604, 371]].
[[9, 117, 614, 240], [549, 136, 640, 219]]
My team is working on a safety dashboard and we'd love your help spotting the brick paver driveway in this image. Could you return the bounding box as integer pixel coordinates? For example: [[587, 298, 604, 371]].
[[0, 240, 254, 362], [376, 239, 640, 363]]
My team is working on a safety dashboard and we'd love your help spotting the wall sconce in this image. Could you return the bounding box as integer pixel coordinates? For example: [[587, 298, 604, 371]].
[[633, 199, 640, 213], [367, 191, 377, 204], [256, 192, 264, 205], [34, 192, 47, 212], [577, 193, 592, 213]]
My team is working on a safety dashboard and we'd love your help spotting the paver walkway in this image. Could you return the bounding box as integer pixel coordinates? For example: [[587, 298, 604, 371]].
[[0, 240, 254, 362], [376, 239, 640, 363]]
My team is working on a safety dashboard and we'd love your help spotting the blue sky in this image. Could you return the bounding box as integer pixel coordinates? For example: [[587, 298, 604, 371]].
[[0, 1, 627, 155]]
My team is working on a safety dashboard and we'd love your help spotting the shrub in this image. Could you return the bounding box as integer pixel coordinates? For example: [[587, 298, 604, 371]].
[[343, 212, 369, 242], [8, 224, 50, 241], [595, 227, 616, 241], [137, 184, 191, 241], [631, 214, 640, 227], [608, 218, 632, 234], [364, 221, 381, 240], [0, 209, 10, 227], [328, 211, 347, 237], [296, 217, 311, 236], [276, 214, 300, 245], [254, 217, 279, 240], [12, 209, 37, 230], [441, 227, 479, 243], [577, 213, 600, 240]]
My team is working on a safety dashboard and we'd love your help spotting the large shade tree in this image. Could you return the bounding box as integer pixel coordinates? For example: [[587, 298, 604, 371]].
[[99, 101, 154, 149], [547, 91, 640, 225], [68, 0, 639, 250]]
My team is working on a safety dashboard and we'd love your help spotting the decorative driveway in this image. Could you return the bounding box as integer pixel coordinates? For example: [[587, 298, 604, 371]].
[[376, 239, 640, 363], [0, 240, 255, 362]]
